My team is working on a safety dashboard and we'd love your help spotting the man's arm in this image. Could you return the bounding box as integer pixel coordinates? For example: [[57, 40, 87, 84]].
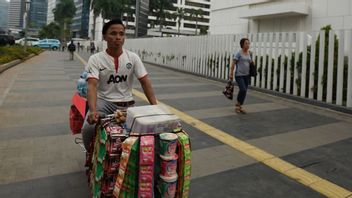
[[139, 75, 157, 105], [87, 78, 99, 124]]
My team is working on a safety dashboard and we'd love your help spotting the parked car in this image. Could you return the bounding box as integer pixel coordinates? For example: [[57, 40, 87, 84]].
[[15, 37, 40, 46], [33, 39, 60, 50], [0, 34, 15, 46]]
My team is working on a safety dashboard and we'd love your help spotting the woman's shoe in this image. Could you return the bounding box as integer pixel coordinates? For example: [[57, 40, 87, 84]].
[[235, 104, 241, 113], [239, 106, 247, 114], [235, 107, 241, 113]]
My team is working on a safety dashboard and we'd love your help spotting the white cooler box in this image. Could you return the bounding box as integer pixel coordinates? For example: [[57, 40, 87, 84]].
[[126, 105, 180, 134]]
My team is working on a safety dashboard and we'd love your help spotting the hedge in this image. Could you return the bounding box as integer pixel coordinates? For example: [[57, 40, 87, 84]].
[[0, 45, 43, 64]]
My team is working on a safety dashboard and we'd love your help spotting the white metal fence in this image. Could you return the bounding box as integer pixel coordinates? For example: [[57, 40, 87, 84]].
[[124, 30, 352, 108]]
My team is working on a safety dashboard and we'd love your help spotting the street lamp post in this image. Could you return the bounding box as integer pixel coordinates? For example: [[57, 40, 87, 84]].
[[24, 0, 31, 53]]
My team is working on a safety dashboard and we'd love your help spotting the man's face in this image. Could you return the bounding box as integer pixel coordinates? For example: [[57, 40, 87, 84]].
[[104, 24, 125, 49]]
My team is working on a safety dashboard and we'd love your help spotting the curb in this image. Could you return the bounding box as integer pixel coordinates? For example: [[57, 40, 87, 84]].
[[0, 53, 37, 74], [144, 61, 352, 115]]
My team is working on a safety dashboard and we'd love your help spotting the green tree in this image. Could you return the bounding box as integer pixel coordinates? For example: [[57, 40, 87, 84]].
[[174, 7, 185, 36], [53, 0, 76, 41], [189, 8, 203, 35], [38, 22, 61, 39], [88, 0, 134, 39], [149, 0, 175, 33], [98, 0, 127, 20], [199, 26, 208, 35]]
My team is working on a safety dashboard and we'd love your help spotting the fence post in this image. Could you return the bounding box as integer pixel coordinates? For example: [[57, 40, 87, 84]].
[[256, 33, 262, 87], [251, 33, 258, 86], [336, 31, 344, 105], [293, 32, 300, 96], [326, 29, 335, 103], [273, 33, 279, 91], [300, 32, 308, 98], [267, 33, 274, 90], [309, 32, 317, 99], [263, 33, 268, 88], [279, 32, 287, 93], [317, 30, 325, 101], [347, 30, 352, 107], [215, 35, 220, 79], [286, 32, 294, 94], [226, 35, 232, 80]]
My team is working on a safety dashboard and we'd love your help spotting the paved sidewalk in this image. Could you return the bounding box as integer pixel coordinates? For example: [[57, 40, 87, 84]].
[[0, 51, 351, 197]]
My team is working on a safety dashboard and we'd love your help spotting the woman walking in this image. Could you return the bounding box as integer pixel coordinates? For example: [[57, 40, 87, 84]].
[[229, 38, 254, 114]]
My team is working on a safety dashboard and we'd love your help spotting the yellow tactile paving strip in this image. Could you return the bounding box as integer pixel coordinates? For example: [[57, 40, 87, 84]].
[[77, 53, 352, 198]]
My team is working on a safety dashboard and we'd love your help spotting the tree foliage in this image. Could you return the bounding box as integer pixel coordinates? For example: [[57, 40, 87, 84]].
[[38, 22, 61, 39], [149, 0, 175, 32], [53, 0, 76, 41], [53, 0, 76, 24]]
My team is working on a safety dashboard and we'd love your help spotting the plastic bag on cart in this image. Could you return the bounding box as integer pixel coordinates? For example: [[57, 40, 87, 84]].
[[69, 92, 87, 135], [77, 71, 88, 98]]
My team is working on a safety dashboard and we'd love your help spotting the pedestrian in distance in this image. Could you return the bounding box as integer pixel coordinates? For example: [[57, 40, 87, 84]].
[[90, 41, 95, 54], [77, 42, 81, 52], [68, 40, 76, 60], [229, 38, 254, 114]]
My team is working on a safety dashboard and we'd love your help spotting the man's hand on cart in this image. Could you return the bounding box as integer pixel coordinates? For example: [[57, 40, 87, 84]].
[[114, 110, 127, 124], [88, 111, 99, 124]]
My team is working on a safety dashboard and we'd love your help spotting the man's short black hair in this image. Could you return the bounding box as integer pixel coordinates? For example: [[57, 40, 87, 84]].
[[240, 38, 250, 48], [102, 18, 125, 35]]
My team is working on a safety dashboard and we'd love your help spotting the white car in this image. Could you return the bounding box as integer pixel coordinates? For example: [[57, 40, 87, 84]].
[[66, 38, 87, 47], [15, 37, 40, 46]]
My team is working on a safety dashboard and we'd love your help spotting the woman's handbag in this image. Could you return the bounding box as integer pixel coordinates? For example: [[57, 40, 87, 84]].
[[222, 80, 234, 100], [249, 52, 257, 77], [249, 62, 257, 77]]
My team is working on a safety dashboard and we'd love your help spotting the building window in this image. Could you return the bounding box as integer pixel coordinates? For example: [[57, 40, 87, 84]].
[[185, 1, 210, 9]]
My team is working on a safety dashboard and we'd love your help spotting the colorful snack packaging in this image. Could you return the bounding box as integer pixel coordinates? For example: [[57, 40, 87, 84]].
[[100, 127, 108, 144], [138, 136, 155, 198], [113, 136, 139, 198], [159, 133, 178, 157], [160, 154, 178, 178], [159, 175, 178, 198], [97, 143, 107, 163], [176, 132, 191, 198]]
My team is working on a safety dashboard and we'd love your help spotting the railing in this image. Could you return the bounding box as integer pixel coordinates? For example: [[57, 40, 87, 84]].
[[124, 30, 352, 108]]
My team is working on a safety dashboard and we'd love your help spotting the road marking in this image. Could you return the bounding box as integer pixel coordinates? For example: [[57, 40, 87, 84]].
[[75, 52, 87, 66], [76, 53, 352, 198]]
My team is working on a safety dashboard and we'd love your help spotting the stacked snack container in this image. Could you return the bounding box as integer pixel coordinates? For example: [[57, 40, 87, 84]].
[[87, 105, 191, 198]]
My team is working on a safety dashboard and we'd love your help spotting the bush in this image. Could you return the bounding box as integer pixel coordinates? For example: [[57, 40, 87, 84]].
[[0, 46, 43, 64]]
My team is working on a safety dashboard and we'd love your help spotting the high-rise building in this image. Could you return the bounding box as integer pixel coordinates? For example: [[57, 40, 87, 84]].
[[0, 0, 9, 29], [89, 0, 211, 40], [47, 0, 58, 24], [8, 0, 25, 29], [148, 0, 211, 36], [135, 0, 150, 37], [71, 0, 89, 38], [29, 0, 48, 30]]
